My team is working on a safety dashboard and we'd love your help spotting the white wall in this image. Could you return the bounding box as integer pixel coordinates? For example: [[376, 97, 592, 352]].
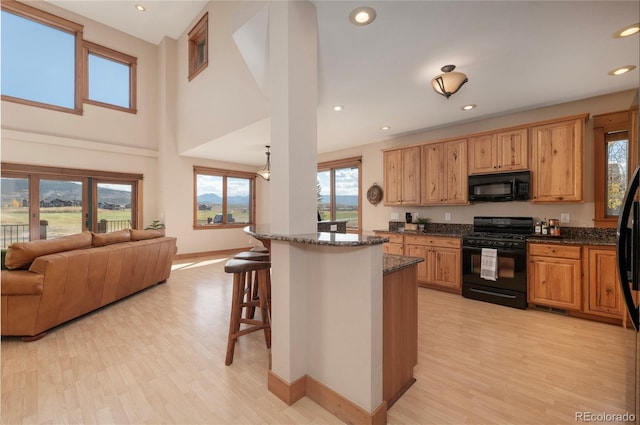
[[318, 89, 639, 232]]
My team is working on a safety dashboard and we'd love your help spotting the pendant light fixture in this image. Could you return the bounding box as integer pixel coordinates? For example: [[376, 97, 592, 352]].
[[257, 145, 271, 181], [431, 65, 468, 99]]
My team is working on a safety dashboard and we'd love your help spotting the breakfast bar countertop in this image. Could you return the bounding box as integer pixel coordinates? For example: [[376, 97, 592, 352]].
[[383, 254, 424, 275], [245, 225, 388, 247]]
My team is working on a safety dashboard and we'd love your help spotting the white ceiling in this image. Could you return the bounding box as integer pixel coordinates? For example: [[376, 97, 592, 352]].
[[47, 1, 639, 166]]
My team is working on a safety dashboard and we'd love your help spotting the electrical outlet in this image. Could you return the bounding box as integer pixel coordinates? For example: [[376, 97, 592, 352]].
[[560, 213, 570, 224], [445, 212, 451, 221], [330, 224, 337, 231]]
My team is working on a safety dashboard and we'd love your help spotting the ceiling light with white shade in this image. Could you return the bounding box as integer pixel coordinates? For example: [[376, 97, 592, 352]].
[[431, 65, 468, 99], [257, 145, 271, 182]]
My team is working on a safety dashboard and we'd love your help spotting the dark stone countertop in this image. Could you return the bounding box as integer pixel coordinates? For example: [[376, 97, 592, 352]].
[[245, 226, 388, 247], [383, 254, 424, 275]]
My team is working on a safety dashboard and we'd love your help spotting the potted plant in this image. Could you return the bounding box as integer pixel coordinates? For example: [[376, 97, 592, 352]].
[[415, 217, 430, 232], [144, 220, 165, 235]]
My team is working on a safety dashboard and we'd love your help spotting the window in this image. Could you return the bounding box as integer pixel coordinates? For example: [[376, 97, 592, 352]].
[[1, 1, 83, 113], [317, 157, 362, 232], [1, 163, 142, 248], [194, 166, 255, 228], [84, 41, 137, 113], [593, 110, 635, 227], [188, 13, 208, 81], [1, 1, 137, 115]]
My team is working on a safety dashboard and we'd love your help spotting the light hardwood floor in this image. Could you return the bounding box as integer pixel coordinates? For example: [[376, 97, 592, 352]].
[[1, 254, 633, 424]]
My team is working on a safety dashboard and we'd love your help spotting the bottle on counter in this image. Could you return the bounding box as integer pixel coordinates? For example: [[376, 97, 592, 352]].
[[541, 219, 549, 235], [534, 221, 541, 234]]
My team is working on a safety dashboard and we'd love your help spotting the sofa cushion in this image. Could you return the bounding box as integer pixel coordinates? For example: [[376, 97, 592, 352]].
[[92, 229, 131, 247], [5, 231, 92, 270], [131, 229, 165, 241]]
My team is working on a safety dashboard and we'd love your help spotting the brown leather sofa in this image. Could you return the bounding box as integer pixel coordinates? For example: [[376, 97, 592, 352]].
[[1, 229, 177, 340]]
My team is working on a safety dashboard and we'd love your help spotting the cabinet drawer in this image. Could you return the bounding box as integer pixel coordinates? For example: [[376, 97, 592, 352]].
[[375, 232, 404, 244], [528, 243, 581, 259], [404, 234, 461, 248]]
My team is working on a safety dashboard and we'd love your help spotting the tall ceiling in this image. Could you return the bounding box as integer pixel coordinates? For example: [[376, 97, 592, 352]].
[[47, 1, 639, 165]]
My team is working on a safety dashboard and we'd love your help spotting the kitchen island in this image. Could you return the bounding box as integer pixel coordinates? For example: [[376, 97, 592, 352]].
[[245, 226, 422, 424]]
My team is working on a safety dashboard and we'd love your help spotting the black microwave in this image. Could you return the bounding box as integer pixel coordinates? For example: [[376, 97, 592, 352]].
[[468, 171, 530, 202]]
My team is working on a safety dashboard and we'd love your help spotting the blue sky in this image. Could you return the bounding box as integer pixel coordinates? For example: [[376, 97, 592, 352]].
[[1, 10, 129, 109]]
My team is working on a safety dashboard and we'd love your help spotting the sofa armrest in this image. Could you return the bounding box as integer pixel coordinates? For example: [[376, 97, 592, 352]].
[[1, 270, 44, 295]]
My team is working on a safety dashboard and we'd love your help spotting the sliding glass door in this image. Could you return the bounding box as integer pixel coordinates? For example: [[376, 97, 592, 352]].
[[39, 178, 87, 239], [1, 176, 30, 248]]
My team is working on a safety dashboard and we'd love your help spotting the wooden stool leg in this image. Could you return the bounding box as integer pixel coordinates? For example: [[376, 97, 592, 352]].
[[257, 269, 271, 348], [226, 272, 244, 365], [245, 270, 256, 319]]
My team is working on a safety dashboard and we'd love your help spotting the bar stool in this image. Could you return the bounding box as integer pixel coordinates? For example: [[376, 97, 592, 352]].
[[250, 246, 269, 253], [224, 259, 271, 365], [234, 251, 270, 319]]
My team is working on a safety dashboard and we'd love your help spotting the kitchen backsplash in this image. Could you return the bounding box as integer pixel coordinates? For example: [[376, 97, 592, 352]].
[[388, 221, 616, 242]]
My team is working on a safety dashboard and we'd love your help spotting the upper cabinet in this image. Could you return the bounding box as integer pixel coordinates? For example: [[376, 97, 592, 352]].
[[530, 116, 586, 202], [468, 128, 528, 174], [383, 147, 420, 206], [421, 139, 468, 205]]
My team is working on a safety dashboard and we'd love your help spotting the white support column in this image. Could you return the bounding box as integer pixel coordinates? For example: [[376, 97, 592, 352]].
[[268, 0, 318, 385]]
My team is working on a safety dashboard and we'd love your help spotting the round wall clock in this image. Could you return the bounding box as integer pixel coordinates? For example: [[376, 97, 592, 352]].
[[366, 183, 383, 205]]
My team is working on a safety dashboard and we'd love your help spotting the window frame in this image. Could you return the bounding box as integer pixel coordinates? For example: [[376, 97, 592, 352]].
[[188, 13, 208, 81], [193, 166, 256, 230], [593, 109, 635, 228], [317, 156, 362, 233], [83, 40, 138, 114], [1, 0, 84, 115], [1, 162, 143, 244]]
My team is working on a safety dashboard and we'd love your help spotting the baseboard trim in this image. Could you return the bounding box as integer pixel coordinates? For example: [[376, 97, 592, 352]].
[[305, 375, 387, 425], [267, 371, 306, 406], [268, 372, 388, 424]]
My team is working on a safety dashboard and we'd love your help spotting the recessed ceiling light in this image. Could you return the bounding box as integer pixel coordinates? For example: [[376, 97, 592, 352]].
[[349, 7, 376, 26], [613, 23, 639, 38], [461, 104, 477, 111], [333, 105, 343, 112], [135, 4, 146, 12], [608, 65, 637, 76], [381, 126, 391, 130]]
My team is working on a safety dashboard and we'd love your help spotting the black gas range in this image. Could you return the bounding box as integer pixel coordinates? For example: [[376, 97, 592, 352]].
[[461, 217, 533, 309]]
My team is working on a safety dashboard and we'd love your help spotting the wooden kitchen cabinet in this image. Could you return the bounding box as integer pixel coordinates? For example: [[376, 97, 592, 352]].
[[530, 116, 586, 202], [583, 246, 625, 319], [421, 139, 468, 205], [468, 128, 528, 174], [375, 232, 405, 256], [527, 243, 582, 310], [383, 147, 420, 206], [404, 234, 461, 293]]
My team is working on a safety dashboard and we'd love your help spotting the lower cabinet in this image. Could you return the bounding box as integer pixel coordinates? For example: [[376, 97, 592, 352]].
[[583, 246, 625, 319], [527, 243, 582, 311], [404, 235, 461, 293], [375, 232, 404, 255], [528, 243, 625, 322]]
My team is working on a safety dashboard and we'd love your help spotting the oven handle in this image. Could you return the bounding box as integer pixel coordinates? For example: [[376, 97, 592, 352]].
[[462, 245, 525, 255], [469, 288, 517, 299]]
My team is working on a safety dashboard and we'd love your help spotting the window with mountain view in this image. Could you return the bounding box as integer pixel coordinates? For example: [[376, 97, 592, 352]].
[[1, 164, 142, 248], [317, 157, 361, 232], [194, 167, 255, 228]]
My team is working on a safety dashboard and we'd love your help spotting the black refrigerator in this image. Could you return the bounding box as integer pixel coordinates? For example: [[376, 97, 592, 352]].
[[617, 165, 640, 425]]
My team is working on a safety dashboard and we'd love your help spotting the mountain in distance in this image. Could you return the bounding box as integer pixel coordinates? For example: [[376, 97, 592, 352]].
[[318, 195, 358, 206], [1, 179, 131, 205], [197, 193, 250, 206]]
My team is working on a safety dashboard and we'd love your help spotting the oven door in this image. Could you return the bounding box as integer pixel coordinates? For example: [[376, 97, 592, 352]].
[[462, 245, 528, 309]]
